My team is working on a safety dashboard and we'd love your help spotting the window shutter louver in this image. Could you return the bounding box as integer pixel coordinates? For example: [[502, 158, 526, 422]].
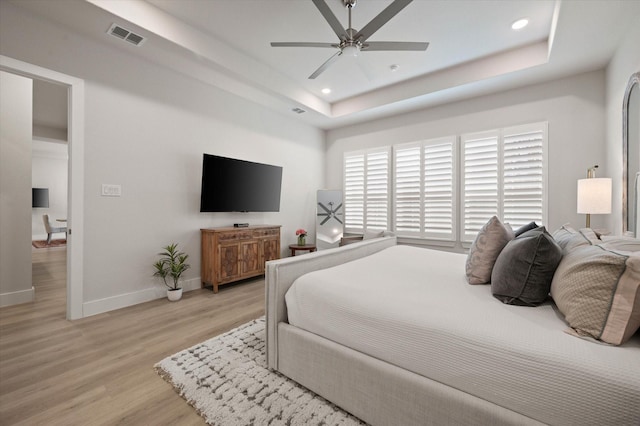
[[344, 149, 390, 233], [344, 154, 365, 232], [365, 150, 390, 230], [394, 145, 422, 234], [502, 125, 545, 228], [463, 134, 499, 241], [393, 138, 456, 240], [424, 140, 455, 240]]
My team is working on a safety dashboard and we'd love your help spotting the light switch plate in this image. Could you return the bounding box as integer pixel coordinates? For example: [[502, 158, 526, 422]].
[[101, 184, 122, 197]]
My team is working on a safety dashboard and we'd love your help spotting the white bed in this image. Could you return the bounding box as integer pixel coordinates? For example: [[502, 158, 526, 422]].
[[266, 237, 640, 425], [286, 244, 640, 425]]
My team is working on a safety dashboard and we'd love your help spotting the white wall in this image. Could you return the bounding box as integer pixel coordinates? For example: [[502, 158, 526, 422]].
[[326, 70, 607, 242], [0, 71, 34, 307], [604, 23, 640, 236], [32, 140, 68, 240], [0, 2, 325, 315]]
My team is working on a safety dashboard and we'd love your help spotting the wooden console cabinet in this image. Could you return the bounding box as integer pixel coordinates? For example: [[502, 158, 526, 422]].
[[201, 225, 281, 293]]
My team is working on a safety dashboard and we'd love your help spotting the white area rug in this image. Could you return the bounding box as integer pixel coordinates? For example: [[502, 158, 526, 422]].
[[155, 317, 365, 425]]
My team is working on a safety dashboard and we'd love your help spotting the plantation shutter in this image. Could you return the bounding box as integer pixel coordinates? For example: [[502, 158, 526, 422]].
[[424, 138, 456, 240], [502, 123, 547, 228], [393, 137, 456, 240], [365, 150, 390, 230], [394, 144, 422, 234], [462, 131, 499, 242], [344, 148, 390, 233], [344, 153, 365, 232]]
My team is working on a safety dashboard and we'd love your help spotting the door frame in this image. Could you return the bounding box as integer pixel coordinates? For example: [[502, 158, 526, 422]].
[[0, 55, 84, 320]]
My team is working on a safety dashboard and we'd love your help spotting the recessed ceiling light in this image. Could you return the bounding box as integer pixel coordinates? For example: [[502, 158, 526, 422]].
[[321, 88, 331, 94], [511, 18, 529, 30]]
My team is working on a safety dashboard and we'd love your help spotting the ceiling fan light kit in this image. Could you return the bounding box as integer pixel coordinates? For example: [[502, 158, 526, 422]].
[[270, 0, 429, 79]]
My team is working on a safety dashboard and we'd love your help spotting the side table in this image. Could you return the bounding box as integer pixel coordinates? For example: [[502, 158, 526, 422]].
[[289, 243, 317, 256]]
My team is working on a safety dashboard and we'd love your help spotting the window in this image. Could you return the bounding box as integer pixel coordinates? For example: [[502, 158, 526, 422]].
[[461, 131, 499, 241], [343, 121, 547, 244], [343, 148, 390, 233], [394, 137, 456, 240], [462, 122, 547, 241]]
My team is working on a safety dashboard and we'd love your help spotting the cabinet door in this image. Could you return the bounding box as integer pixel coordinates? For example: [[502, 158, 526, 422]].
[[240, 240, 261, 276], [262, 237, 280, 264], [201, 232, 216, 285], [218, 243, 239, 282]]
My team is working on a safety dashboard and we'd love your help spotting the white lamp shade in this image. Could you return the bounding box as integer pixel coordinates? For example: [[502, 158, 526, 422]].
[[577, 178, 612, 214]]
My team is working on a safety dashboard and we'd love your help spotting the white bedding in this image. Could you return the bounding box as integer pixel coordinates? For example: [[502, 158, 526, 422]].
[[285, 245, 640, 426]]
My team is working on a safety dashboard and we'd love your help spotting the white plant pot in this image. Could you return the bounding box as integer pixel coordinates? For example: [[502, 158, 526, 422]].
[[167, 288, 183, 301]]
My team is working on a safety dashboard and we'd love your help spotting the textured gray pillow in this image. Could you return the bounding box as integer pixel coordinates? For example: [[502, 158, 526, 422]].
[[491, 227, 563, 306], [465, 216, 514, 284]]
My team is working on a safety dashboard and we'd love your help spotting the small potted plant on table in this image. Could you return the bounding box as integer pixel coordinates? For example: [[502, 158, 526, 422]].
[[296, 228, 307, 246], [153, 243, 190, 301]]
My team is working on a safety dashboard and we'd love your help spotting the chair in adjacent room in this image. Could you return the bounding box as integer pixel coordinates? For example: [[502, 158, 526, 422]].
[[42, 214, 67, 244]]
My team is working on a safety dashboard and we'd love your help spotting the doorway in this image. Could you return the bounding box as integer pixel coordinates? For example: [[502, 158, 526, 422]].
[[0, 55, 85, 320]]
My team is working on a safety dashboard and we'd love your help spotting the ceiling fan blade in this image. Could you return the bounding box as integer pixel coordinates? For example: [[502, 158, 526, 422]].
[[362, 41, 429, 51], [309, 50, 342, 79], [271, 42, 338, 48], [312, 0, 347, 40], [354, 0, 413, 42]]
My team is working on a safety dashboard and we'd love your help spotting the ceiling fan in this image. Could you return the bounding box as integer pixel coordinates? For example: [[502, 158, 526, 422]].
[[271, 0, 429, 79]]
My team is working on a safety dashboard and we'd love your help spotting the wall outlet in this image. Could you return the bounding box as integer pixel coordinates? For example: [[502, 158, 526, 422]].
[[101, 184, 122, 197]]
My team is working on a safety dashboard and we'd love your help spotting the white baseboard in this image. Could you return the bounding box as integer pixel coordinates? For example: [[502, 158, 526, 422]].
[[0, 286, 35, 307], [82, 277, 202, 317]]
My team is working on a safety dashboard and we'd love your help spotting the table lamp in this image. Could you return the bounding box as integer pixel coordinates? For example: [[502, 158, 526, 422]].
[[577, 165, 612, 228]]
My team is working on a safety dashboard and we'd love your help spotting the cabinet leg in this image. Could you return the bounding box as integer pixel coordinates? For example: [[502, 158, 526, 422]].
[[213, 283, 219, 294]]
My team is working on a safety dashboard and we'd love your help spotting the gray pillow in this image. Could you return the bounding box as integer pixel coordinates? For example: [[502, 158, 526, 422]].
[[491, 226, 563, 306], [465, 216, 514, 284], [514, 221, 538, 237], [551, 224, 577, 250]]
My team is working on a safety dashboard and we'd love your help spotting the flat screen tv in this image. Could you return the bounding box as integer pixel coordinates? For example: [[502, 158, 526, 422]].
[[32, 188, 49, 208], [200, 154, 283, 212]]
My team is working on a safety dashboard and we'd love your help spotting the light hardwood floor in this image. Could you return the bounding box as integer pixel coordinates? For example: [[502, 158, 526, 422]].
[[0, 247, 265, 425]]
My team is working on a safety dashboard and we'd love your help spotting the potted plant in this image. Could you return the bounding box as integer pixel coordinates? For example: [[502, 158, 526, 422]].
[[296, 228, 307, 246], [153, 243, 190, 301]]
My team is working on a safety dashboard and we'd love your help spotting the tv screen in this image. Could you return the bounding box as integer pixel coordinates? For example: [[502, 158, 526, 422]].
[[200, 154, 283, 212], [32, 188, 49, 208]]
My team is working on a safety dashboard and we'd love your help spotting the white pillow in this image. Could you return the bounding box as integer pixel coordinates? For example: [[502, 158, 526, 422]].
[[363, 229, 384, 240]]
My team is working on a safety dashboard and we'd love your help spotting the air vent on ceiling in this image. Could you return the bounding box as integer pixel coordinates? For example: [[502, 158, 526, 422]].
[[291, 107, 306, 114], [107, 23, 146, 47]]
